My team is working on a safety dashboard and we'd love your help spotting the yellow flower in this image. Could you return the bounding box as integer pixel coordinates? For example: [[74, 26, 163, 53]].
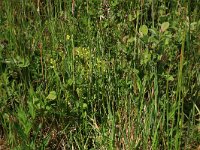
[[66, 34, 70, 40]]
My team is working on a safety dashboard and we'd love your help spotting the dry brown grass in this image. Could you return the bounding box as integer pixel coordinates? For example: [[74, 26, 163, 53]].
[[115, 107, 135, 150], [0, 138, 9, 150]]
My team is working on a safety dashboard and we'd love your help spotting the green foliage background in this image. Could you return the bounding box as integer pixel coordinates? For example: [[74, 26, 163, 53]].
[[0, 0, 199, 149]]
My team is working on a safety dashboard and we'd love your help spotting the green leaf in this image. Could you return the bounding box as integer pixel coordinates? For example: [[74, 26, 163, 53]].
[[163, 74, 174, 81], [16, 56, 30, 68], [127, 36, 135, 43], [67, 78, 73, 86], [149, 28, 158, 36], [17, 107, 27, 124], [28, 101, 35, 119], [139, 25, 148, 36], [167, 75, 174, 81], [82, 103, 88, 109], [46, 91, 57, 100], [161, 22, 169, 32]]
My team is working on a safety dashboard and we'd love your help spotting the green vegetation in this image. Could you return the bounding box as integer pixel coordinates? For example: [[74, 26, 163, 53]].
[[0, 0, 199, 149]]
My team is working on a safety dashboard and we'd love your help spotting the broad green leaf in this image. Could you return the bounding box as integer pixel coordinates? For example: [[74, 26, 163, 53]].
[[139, 25, 148, 36], [127, 36, 135, 43], [16, 56, 30, 68], [149, 28, 158, 36], [167, 75, 174, 81], [83, 103, 88, 109], [47, 91, 57, 100], [161, 22, 169, 32], [165, 38, 169, 45], [167, 76, 174, 81], [67, 78, 73, 86], [164, 74, 174, 81]]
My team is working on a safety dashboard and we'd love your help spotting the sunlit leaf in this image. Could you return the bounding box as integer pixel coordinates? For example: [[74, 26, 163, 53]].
[[161, 22, 169, 32], [83, 103, 88, 109], [47, 91, 57, 100], [139, 25, 148, 36]]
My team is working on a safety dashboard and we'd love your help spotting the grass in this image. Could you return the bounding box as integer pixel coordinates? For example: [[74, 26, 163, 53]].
[[0, 0, 200, 149]]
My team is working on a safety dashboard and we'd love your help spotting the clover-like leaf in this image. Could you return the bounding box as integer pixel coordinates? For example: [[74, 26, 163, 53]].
[[139, 25, 148, 36], [47, 91, 57, 100], [161, 22, 169, 32]]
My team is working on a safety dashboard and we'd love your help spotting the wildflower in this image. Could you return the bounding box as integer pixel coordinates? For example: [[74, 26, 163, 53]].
[[66, 34, 70, 40]]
